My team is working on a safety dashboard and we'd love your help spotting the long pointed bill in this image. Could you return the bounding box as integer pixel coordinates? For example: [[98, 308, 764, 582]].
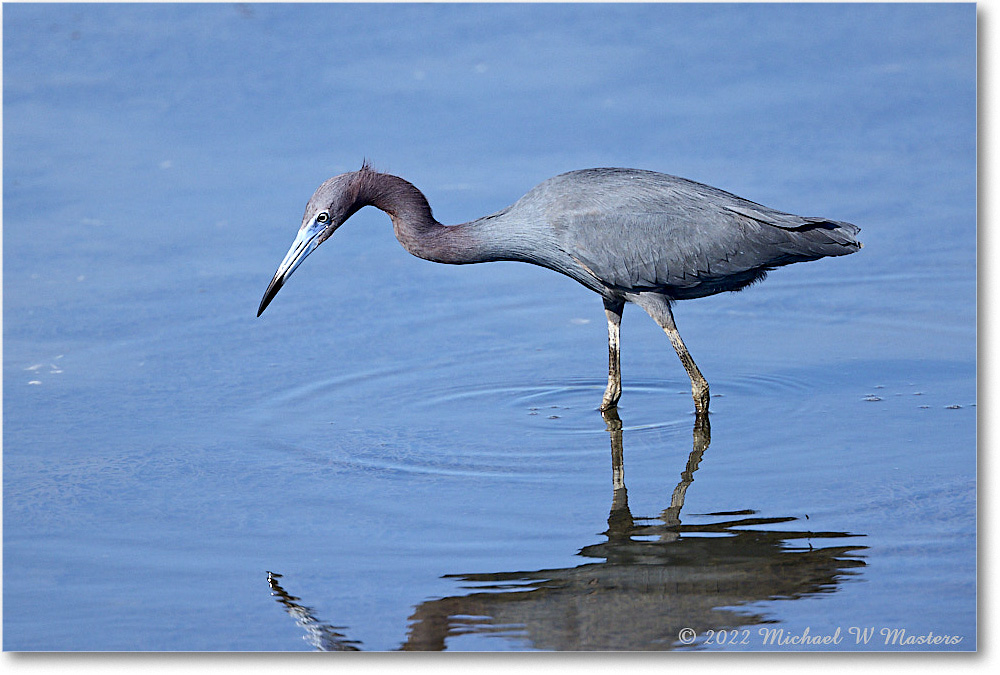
[[257, 223, 326, 316]]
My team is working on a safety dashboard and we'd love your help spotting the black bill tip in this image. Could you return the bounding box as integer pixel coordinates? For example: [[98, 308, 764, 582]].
[[257, 276, 283, 317]]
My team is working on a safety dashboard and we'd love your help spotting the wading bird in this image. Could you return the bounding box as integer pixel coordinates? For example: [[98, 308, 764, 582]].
[[258, 164, 860, 413]]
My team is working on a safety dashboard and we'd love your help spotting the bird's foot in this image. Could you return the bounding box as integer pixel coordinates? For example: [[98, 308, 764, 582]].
[[600, 386, 621, 412], [692, 382, 710, 415]]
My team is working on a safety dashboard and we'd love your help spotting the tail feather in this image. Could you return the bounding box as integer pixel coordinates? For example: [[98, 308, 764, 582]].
[[778, 218, 861, 259]]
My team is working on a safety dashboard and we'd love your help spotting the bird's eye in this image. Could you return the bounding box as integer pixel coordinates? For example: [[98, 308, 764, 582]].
[[316, 211, 330, 224]]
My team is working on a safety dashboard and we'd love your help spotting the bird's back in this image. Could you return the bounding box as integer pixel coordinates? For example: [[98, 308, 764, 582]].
[[498, 168, 861, 299]]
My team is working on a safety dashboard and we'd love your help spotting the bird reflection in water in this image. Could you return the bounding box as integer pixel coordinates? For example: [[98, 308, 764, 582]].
[[267, 410, 866, 651]]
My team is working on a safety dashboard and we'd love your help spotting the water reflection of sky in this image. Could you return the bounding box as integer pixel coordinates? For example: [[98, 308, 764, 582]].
[[3, 3, 975, 651]]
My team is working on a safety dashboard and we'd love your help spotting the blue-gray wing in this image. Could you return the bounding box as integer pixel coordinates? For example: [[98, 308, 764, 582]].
[[538, 170, 860, 296]]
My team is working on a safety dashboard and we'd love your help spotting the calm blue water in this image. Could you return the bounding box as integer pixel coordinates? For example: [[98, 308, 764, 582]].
[[3, 3, 975, 651]]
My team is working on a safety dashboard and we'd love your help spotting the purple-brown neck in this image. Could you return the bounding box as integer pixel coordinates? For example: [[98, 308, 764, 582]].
[[350, 168, 473, 263]]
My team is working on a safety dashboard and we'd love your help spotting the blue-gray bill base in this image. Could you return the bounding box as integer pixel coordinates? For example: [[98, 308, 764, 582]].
[[258, 165, 861, 413]]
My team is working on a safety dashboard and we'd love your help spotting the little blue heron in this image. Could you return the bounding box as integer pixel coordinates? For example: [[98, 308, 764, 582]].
[[258, 164, 861, 413]]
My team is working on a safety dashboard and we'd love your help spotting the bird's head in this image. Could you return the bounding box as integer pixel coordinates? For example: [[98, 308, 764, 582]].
[[257, 168, 372, 317]]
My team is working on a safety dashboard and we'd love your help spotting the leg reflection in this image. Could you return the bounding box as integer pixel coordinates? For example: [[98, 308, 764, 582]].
[[602, 407, 711, 536], [601, 407, 632, 538], [662, 410, 711, 529]]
